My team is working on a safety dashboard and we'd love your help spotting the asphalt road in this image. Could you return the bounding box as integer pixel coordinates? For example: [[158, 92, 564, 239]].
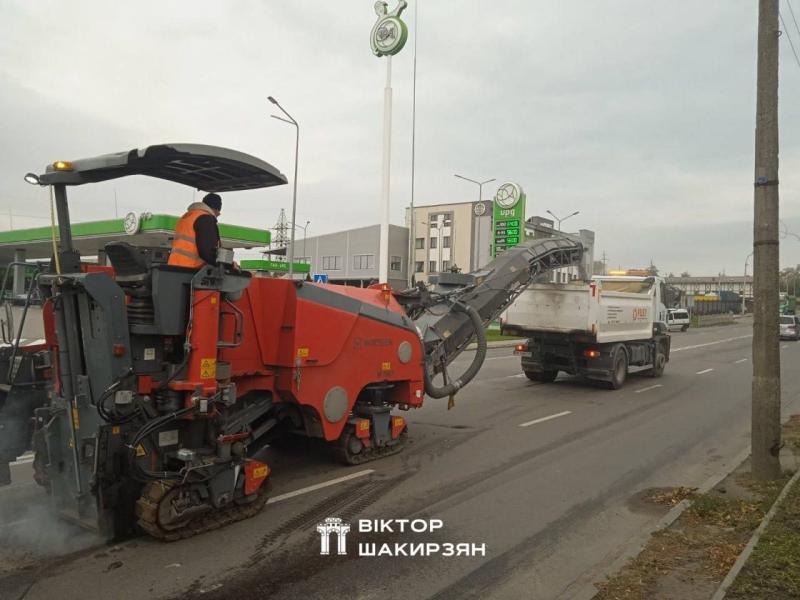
[[3, 317, 799, 600]]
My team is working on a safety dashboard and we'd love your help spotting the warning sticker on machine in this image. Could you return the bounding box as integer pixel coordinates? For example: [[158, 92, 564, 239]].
[[200, 358, 217, 379], [297, 347, 310, 358]]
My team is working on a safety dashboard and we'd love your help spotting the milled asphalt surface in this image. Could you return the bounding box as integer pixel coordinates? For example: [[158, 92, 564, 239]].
[[3, 317, 799, 600]]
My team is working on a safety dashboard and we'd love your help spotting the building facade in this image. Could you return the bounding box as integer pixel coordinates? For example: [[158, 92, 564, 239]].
[[284, 224, 409, 289], [665, 276, 754, 299], [406, 200, 493, 282]]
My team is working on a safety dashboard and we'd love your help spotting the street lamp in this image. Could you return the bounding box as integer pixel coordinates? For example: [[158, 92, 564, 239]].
[[290, 220, 311, 263], [269, 96, 300, 277], [454, 174, 495, 269], [744, 250, 755, 313], [546, 209, 580, 231]]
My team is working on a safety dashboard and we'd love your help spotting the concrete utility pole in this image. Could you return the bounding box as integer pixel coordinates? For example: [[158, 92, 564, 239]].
[[751, 0, 782, 480]]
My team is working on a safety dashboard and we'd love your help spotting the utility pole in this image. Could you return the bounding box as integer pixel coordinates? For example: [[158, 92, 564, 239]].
[[601, 250, 608, 276], [751, 0, 782, 480]]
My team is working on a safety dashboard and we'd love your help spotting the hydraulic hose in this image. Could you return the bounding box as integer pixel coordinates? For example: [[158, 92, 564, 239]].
[[423, 302, 487, 399]]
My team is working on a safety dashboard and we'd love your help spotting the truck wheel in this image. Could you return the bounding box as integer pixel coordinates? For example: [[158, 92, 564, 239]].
[[648, 352, 666, 378], [524, 369, 558, 383], [607, 348, 628, 390]]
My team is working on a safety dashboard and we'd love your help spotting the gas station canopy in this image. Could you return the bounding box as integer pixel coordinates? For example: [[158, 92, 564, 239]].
[[0, 213, 271, 263]]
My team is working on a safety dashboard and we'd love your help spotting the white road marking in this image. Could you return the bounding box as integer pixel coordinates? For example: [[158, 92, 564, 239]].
[[510, 373, 527, 378], [519, 411, 572, 428], [672, 334, 752, 353], [782, 344, 788, 349], [266, 469, 374, 504], [696, 368, 714, 375], [10, 452, 34, 466], [24, 338, 46, 346], [735, 358, 748, 364], [635, 384, 662, 394]]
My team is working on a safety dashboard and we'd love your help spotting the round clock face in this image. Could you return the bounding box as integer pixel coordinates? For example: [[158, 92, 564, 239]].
[[123, 212, 140, 235], [474, 202, 487, 216], [495, 183, 521, 209]]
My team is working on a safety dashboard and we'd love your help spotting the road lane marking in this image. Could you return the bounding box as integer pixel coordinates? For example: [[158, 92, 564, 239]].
[[10, 452, 34, 466], [510, 373, 527, 378], [672, 334, 752, 353], [266, 469, 374, 504], [782, 344, 788, 349], [696, 368, 714, 375], [519, 411, 572, 428], [635, 384, 662, 394], [735, 358, 748, 364]]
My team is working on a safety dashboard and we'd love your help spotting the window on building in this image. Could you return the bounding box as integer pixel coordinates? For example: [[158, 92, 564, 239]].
[[443, 215, 452, 226], [442, 236, 451, 248], [442, 260, 451, 272], [429, 260, 436, 273], [415, 261, 424, 273], [415, 237, 425, 249], [430, 237, 438, 249], [322, 256, 342, 270], [353, 254, 375, 270], [390, 256, 402, 271]]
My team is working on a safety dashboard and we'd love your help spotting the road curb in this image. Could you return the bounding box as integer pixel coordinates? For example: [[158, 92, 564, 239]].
[[569, 445, 752, 600], [710, 462, 800, 600], [465, 339, 521, 351]]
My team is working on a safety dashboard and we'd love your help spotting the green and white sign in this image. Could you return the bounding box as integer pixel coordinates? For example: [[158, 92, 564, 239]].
[[239, 259, 311, 274], [370, 1, 409, 56], [492, 182, 526, 257]]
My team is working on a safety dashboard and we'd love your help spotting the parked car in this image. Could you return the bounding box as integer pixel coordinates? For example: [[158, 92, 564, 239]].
[[780, 314, 800, 340], [667, 308, 691, 332]]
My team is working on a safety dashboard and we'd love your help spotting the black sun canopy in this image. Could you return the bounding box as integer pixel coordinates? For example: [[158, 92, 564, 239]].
[[36, 143, 288, 192]]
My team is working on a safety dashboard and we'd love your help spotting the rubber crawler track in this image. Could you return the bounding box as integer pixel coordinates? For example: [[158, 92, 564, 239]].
[[135, 479, 271, 542], [331, 429, 408, 465]]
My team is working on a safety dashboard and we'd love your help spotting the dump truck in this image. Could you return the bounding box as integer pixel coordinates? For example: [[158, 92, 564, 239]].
[[5, 143, 586, 539], [501, 275, 671, 388]]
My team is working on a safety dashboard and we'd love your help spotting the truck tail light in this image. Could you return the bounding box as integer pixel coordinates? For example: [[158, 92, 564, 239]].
[[515, 343, 528, 352], [583, 349, 600, 359]]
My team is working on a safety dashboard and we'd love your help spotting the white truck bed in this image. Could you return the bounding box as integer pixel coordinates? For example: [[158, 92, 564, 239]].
[[504, 278, 660, 344]]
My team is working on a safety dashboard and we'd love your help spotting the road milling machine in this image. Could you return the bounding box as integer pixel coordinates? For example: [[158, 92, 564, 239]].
[[4, 144, 583, 540]]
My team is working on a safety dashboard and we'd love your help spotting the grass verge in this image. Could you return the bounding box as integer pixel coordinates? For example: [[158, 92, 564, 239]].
[[593, 415, 800, 600]]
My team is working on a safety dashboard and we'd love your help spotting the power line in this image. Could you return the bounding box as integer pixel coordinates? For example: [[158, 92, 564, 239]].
[[786, 0, 800, 42], [780, 9, 800, 70]]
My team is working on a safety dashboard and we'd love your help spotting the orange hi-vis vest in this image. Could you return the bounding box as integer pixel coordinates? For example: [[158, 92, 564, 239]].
[[168, 209, 209, 268]]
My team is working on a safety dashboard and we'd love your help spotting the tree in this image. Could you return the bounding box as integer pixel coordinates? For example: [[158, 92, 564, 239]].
[[680, 271, 691, 278]]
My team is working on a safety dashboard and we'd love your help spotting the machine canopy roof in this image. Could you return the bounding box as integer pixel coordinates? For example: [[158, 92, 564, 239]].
[[37, 143, 288, 192]]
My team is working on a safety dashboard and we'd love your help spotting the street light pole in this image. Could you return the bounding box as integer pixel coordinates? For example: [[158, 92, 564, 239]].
[[454, 174, 495, 269], [289, 220, 311, 263], [268, 96, 300, 277], [546, 209, 580, 232], [744, 250, 754, 313]]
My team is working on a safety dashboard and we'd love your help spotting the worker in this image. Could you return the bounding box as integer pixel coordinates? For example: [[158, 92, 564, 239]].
[[168, 193, 222, 268]]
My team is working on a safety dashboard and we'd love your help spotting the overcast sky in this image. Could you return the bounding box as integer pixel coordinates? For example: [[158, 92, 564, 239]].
[[1, 0, 800, 275]]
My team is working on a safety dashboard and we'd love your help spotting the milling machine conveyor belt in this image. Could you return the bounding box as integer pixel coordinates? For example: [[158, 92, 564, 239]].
[[400, 237, 584, 374]]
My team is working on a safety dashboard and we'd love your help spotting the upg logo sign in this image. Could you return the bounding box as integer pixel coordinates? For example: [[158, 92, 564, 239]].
[[316, 517, 350, 556]]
